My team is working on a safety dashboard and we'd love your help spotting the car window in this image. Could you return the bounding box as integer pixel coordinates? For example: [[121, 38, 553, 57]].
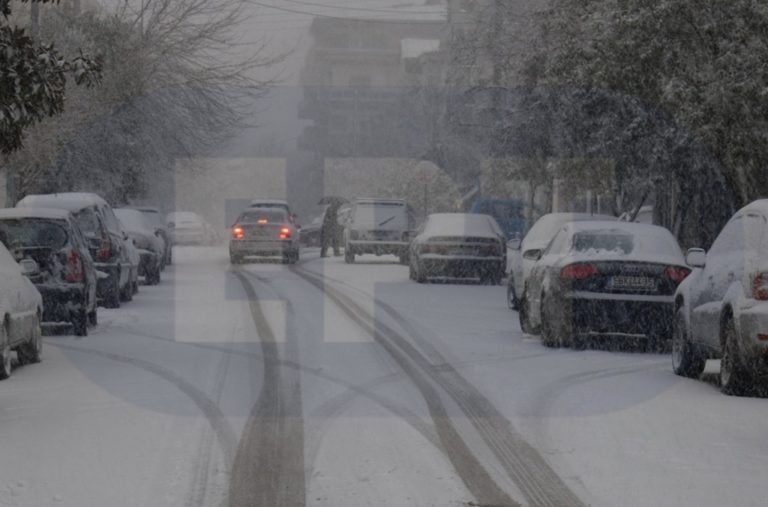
[[544, 228, 568, 255], [0, 219, 69, 250], [238, 210, 288, 223]]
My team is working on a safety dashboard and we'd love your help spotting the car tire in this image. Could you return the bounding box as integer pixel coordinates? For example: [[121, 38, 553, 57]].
[[540, 294, 560, 348], [72, 308, 88, 337], [408, 259, 416, 280], [104, 274, 121, 309], [507, 280, 518, 311], [345, 247, 355, 264], [671, 310, 704, 381], [415, 261, 427, 284], [147, 266, 161, 285], [132, 280, 139, 295], [518, 287, 538, 335], [120, 280, 133, 302], [18, 314, 42, 365], [720, 316, 752, 396], [88, 308, 98, 327], [0, 327, 11, 380]]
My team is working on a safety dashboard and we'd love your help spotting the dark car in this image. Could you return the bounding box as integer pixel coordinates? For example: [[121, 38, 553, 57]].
[[229, 207, 300, 264], [0, 208, 98, 336], [409, 213, 506, 284], [115, 209, 163, 285], [17, 193, 132, 309], [134, 206, 172, 267], [520, 221, 690, 351]]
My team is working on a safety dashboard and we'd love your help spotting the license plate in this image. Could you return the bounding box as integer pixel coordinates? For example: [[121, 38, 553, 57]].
[[610, 275, 657, 291]]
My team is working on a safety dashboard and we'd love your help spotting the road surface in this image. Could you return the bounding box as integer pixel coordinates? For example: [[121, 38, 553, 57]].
[[2, 246, 766, 507]]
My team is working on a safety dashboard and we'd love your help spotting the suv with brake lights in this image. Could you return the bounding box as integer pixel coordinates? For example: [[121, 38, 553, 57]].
[[229, 207, 300, 264], [17, 193, 131, 309], [673, 200, 768, 395], [0, 208, 98, 336]]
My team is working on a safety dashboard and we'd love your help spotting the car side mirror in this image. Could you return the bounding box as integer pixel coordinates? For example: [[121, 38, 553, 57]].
[[19, 258, 40, 276], [523, 249, 542, 261], [507, 238, 521, 251], [685, 248, 706, 268]]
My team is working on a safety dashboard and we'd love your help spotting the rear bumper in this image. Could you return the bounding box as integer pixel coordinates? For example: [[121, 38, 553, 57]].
[[418, 257, 504, 279], [567, 292, 675, 338], [348, 240, 407, 255], [230, 240, 295, 256], [36, 284, 86, 322]]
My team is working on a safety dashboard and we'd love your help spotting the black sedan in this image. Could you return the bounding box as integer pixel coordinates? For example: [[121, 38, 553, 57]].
[[519, 221, 690, 350]]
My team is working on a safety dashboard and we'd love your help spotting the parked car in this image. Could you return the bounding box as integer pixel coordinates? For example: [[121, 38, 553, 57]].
[[343, 198, 415, 264], [409, 213, 506, 284], [17, 193, 131, 309], [300, 207, 326, 248], [115, 209, 163, 285], [166, 211, 218, 245], [672, 200, 768, 395], [519, 221, 689, 350], [0, 238, 43, 379], [229, 207, 300, 264], [470, 198, 526, 240], [135, 206, 172, 267], [507, 212, 616, 310], [0, 208, 98, 336]]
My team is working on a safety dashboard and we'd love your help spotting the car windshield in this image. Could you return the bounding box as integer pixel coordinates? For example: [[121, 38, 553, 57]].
[[5, 2, 767, 506], [0, 219, 69, 250]]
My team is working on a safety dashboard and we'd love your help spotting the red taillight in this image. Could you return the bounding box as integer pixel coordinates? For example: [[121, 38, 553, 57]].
[[65, 249, 84, 282], [232, 225, 245, 239], [97, 237, 111, 261], [664, 266, 691, 284], [279, 226, 292, 240], [752, 272, 768, 300], [560, 263, 598, 280]]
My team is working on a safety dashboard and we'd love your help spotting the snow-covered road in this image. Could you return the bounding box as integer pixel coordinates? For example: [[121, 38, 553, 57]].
[[2, 246, 767, 507]]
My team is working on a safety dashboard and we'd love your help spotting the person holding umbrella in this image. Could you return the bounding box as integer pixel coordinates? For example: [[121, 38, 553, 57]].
[[318, 196, 346, 257]]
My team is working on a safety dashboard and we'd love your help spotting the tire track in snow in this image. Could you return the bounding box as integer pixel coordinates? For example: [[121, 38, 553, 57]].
[[294, 266, 587, 507], [228, 270, 305, 507], [47, 341, 237, 467], [291, 267, 519, 507]]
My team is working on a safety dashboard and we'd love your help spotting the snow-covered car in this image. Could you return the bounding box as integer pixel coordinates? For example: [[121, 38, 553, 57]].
[[672, 200, 768, 395], [115, 209, 163, 285], [507, 212, 616, 310], [0, 208, 98, 336], [229, 207, 300, 264], [249, 199, 294, 218], [17, 193, 132, 309], [343, 198, 415, 264], [408, 213, 506, 284], [0, 238, 43, 379], [166, 211, 217, 245], [520, 221, 689, 350], [135, 206, 172, 267]]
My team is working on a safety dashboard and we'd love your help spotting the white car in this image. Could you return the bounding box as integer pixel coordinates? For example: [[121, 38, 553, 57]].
[[673, 200, 768, 395], [343, 198, 415, 264], [409, 213, 506, 284], [167, 211, 218, 245], [507, 213, 615, 309], [0, 240, 44, 379]]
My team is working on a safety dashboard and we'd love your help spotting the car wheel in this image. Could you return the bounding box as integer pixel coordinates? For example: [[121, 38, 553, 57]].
[[518, 288, 535, 334], [540, 294, 560, 348], [132, 280, 139, 295], [415, 261, 427, 284], [345, 247, 355, 264], [147, 266, 161, 285], [507, 280, 518, 310], [408, 258, 416, 280], [720, 316, 752, 396], [72, 308, 88, 337], [0, 329, 11, 380], [18, 315, 42, 365], [88, 308, 98, 327], [104, 275, 121, 309], [120, 279, 133, 302]]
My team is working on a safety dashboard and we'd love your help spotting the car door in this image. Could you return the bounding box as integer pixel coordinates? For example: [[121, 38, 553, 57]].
[[691, 215, 746, 348], [0, 245, 37, 345]]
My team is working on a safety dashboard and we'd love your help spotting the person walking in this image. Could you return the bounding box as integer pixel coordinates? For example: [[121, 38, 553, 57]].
[[320, 200, 342, 257]]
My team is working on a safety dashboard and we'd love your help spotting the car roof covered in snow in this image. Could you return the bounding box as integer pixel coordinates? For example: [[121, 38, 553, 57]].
[[115, 208, 152, 233], [250, 199, 289, 206], [355, 198, 406, 205], [738, 199, 768, 216], [524, 212, 618, 250], [0, 208, 72, 221], [421, 213, 502, 239], [17, 192, 109, 212]]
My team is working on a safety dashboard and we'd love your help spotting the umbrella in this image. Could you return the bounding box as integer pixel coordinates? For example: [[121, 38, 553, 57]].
[[317, 196, 348, 206]]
